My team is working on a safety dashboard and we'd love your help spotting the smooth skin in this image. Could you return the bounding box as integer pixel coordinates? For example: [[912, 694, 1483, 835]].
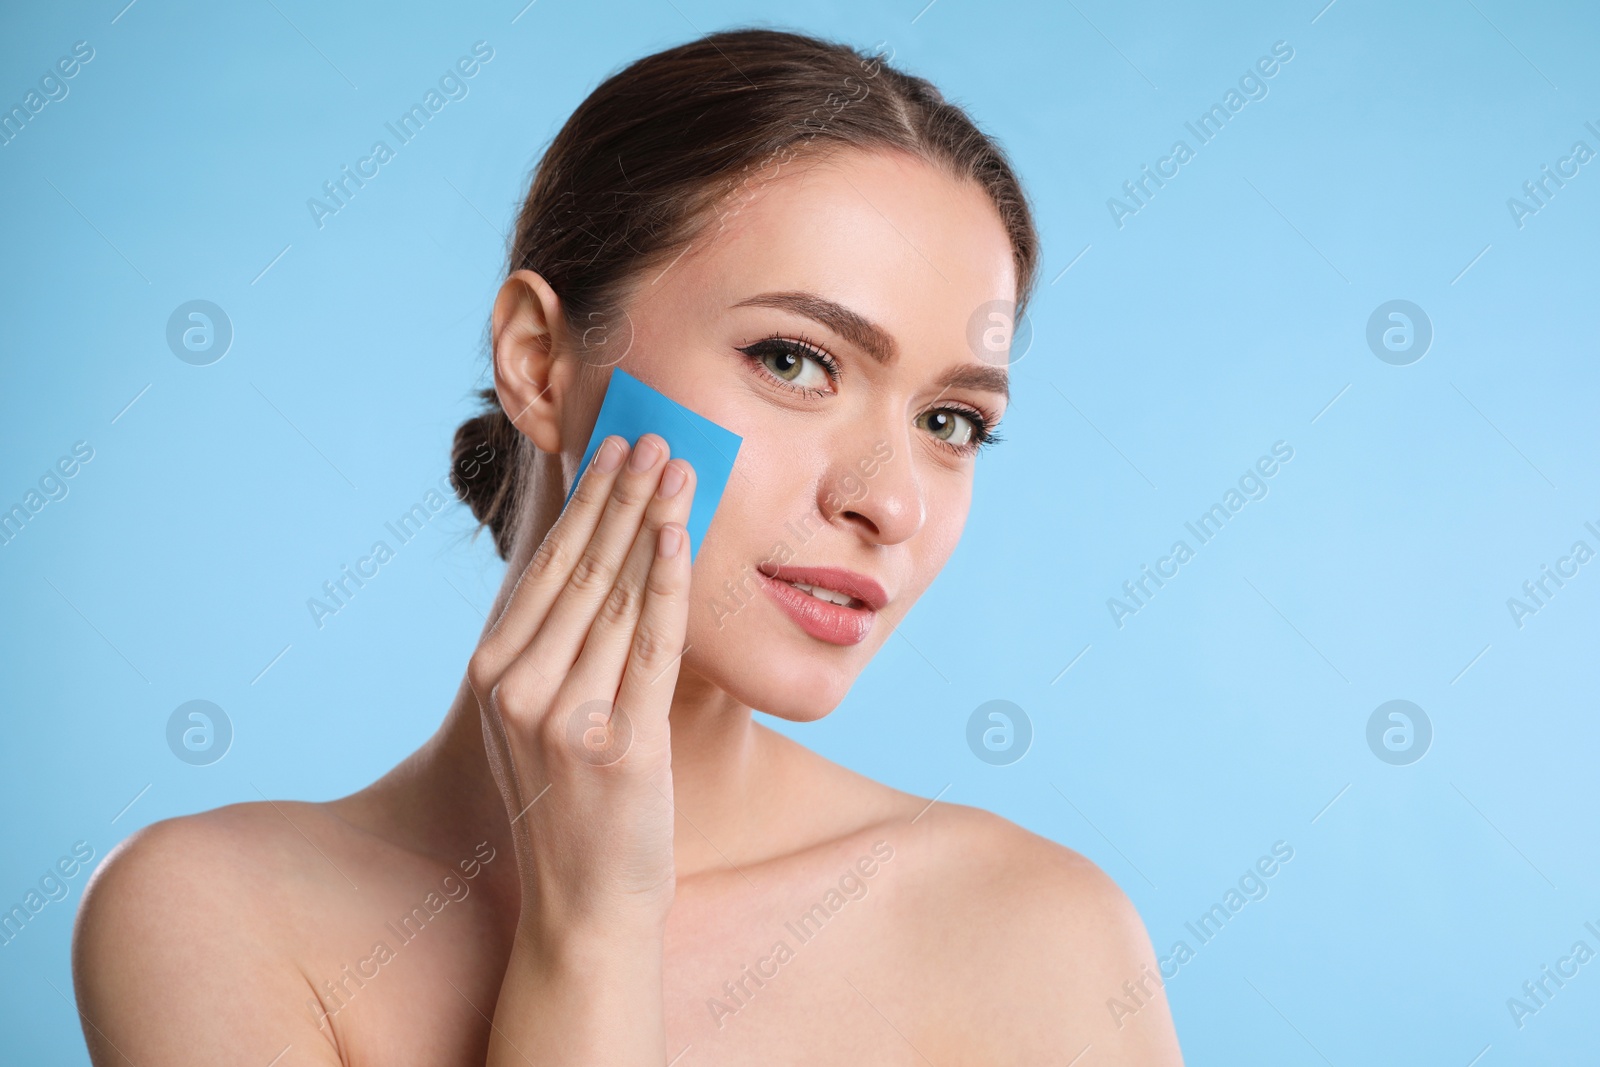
[[72, 148, 1183, 1065]]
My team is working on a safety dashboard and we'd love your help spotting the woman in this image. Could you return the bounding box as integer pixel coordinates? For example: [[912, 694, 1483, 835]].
[[73, 27, 1182, 1065]]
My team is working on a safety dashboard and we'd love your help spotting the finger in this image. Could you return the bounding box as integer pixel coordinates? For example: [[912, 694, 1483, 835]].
[[563, 457, 695, 703], [475, 433, 631, 676], [612, 519, 693, 745], [519, 432, 673, 679]]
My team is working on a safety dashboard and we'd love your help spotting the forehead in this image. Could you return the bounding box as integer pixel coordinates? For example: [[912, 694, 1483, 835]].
[[661, 148, 1016, 353]]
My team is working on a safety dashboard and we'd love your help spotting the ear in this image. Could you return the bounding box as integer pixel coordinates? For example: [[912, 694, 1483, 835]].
[[490, 269, 578, 455]]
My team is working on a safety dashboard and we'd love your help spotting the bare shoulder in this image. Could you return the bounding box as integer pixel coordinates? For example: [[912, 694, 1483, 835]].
[[888, 802, 1185, 1066], [76, 799, 358, 950], [735, 730, 1183, 1061], [73, 802, 349, 1066]]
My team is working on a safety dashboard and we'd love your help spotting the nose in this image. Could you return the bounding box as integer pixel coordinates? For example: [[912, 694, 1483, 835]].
[[817, 431, 924, 545]]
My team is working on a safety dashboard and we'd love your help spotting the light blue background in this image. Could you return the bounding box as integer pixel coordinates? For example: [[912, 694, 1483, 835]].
[[2, 1, 1596, 1063]]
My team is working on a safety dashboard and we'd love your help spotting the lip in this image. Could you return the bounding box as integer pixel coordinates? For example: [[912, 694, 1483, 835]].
[[755, 563, 888, 646]]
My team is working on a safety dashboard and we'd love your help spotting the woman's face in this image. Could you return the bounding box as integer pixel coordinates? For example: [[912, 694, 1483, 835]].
[[596, 148, 1016, 720]]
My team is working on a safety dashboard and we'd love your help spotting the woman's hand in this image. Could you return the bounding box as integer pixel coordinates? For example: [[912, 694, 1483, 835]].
[[469, 431, 696, 1064]]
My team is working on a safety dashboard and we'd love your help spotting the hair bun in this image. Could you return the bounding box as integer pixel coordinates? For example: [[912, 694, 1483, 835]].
[[450, 387, 523, 559]]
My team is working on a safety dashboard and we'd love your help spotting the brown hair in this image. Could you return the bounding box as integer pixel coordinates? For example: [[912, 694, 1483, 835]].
[[450, 26, 1039, 559]]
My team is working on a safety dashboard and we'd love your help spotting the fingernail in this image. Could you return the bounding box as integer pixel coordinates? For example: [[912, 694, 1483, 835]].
[[658, 524, 682, 558], [656, 462, 686, 499], [629, 435, 663, 472], [594, 436, 625, 473]]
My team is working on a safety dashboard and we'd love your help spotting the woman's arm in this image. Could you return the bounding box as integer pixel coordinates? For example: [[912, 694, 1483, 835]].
[[468, 432, 696, 1065], [487, 921, 667, 1063]]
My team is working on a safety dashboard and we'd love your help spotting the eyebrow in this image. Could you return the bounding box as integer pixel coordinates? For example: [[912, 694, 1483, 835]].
[[733, 290, 896, 364], [934, 362, 1010, 403], [730, 289, 1010, 402]]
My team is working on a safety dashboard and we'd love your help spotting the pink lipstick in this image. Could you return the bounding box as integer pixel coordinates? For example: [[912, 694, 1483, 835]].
[[755, 564, 888, 646]]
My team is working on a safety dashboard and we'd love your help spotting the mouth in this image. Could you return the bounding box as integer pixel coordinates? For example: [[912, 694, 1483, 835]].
[[755, 563, 888, 647]]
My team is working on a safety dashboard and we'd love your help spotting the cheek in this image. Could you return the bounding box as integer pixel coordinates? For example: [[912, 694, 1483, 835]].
[[897, 474, 969, 598], [680, 458, 798, 643], [705, 417, 824, 543]]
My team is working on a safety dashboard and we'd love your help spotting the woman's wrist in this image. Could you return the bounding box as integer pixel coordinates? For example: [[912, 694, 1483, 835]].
[[494, 915, 668, 1065], [513, 910, 667, 977], [510, 893, 670, 994], [515, 880, 673, 950]]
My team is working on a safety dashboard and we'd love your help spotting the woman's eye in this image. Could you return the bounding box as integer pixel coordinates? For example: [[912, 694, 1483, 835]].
[[740, 339, 835, 394], [918, 409, 979, 447]]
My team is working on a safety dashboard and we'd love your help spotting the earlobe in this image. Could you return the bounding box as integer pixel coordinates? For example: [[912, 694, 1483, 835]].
[[491, 269, 572, 454]]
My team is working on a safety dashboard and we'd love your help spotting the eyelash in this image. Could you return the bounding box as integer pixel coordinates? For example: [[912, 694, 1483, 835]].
[[733, 332, 1004, 457], [737, 331, 841, 398]]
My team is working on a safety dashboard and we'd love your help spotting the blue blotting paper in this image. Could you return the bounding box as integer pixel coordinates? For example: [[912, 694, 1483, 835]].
[[563, 367, 742, 563]]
